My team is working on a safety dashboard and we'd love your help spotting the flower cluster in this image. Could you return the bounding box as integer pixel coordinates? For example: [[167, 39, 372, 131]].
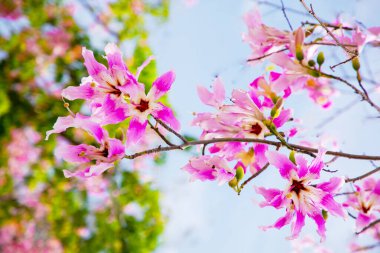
[[46, 43, 179, 178]]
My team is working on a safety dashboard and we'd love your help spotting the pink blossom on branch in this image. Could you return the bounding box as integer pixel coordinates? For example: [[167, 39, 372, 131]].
[[256, 150, 345, 240], [343, 178, 380, 232]]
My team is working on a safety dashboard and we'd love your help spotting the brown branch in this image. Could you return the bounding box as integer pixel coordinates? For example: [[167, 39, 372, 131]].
[[345, 166, 380, 183], [247, 48, 287, 62], [280, 0, 293, 31], [305, 42, 357, 48], [356, 218, 380, 234], [124, 137, 380, 161], [353, 243, 380, 252], [153, 116, 188, 144], [301, 21, 354, 31], [330, 55, 356, 70], [299, 0, 357, 56], [302, 65, 380, 113], [238, 162, 270, 195], [147, 120, 175, 146]]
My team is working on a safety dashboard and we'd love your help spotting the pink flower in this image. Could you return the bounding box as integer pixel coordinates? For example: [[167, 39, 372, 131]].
[[256, 150, 345, 240], [182, 155, 236, 184], [343, 178, 380, 232], [47, 114, 124, 178], [243, 8, 290, 63], [125, 70, 180, 145]]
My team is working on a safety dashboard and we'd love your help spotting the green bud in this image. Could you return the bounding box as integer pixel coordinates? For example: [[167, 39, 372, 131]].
[[289, 151, 296, 165], [296, 49, 304, 62], [308, 59, 316, 67], [228, 178, 238, 188], [235, 166, 245, 182], [322, 210, 328, 220], [317, 52, 325, 65], [270, 97, 284, 119], [352, 57, 360, 71]]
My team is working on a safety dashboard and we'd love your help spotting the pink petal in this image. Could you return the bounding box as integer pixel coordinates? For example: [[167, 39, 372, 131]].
[[317, 177, 344, 194], [82, 47, 107, 77], [56, 143, 94, 163], [104, 43, 126, 71], [308, 149, 326, 178], [290, 211, 305, 239], [310, 212, 326, 241], [64, 163, 113, 179], [149, 71, 175, 100], [356, 213, 372, 231], [320, 194, 345, 217], [152, 103, 180, 131], [126, 117, 148, 146], [107, 138, 125, 158], [61, 82, 95, 100], [46, 114, 104, 143], [272, 211, 293, 230], [266, 151, 296, 179]]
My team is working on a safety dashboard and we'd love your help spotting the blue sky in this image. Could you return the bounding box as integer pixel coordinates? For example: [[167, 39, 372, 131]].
[[145, 0, 380, 252]]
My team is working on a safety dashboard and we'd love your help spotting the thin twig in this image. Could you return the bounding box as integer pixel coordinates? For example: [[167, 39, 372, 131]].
[[153, 116, 188, 144], [257, 1, 308, 16], [247, 48, 287, 62], [280, 0, 293, 31], [302, 65, 380, 113], [353, 243, 380, 252], [299, 0, 358, 56], [330, 55, 356, 70], [356, 218, 380, 234], [301, 21, 354, 31], [148, 120, 175, 146], [124, 137, 380, 161], [238, 162, 271, 195], [334, 191, 356, 197], [345, 166, 380, 183]]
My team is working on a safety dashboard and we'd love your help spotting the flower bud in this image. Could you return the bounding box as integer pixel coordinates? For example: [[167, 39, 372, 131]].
[[228, 178, 238, 188], [352, 57, 360, 71], [289, 151, 296, 165], [322, 209, 328, 220], [270, 97, 284, 119], [296, 49, 304, 62], [308, 60, 316, 67], [317, 52, 325, 65], [235, 166, 245, 182]]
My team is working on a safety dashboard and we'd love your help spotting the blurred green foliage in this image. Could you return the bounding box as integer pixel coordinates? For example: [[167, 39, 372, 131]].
[[0, 0, 170, 252]]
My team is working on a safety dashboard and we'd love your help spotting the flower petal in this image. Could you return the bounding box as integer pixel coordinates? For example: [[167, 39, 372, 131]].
[[126, 117, 148, 146], [152, 103, 180, 131], [266, 151, 296, 179]]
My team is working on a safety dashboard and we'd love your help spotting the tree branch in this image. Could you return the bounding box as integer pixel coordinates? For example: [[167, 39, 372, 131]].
[[124, 137, 380, 161], [299, 0, 358, 56], [345, 166, 380, 183]]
